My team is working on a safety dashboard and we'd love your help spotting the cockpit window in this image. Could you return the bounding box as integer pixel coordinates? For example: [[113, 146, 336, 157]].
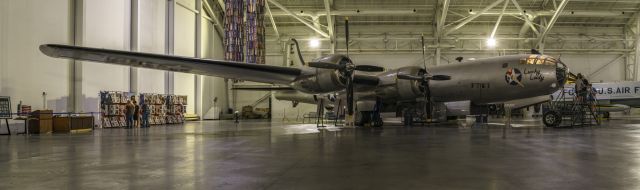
[[520, 55, 556, 65]]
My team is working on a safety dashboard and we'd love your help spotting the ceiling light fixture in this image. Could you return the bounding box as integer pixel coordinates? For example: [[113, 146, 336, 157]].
[[309, 38, 321, 48], [486, 38, 496, 47]]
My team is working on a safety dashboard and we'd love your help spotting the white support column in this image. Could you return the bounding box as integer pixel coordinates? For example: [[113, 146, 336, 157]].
[[130, 0, 139, 94], [165, 0, 175, 95], [70, 0, 84, 112], [624, 24, 634, 81], [195, 0, 203, 118], [635, 15, 640, 81]]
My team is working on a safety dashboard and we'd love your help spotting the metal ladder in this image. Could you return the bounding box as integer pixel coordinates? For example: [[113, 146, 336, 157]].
[[569, 93, 600, 127]]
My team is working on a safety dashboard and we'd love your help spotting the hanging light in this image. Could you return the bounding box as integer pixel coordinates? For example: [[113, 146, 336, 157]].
[[486, 38, 497, 47], [309, 38, 321, 48]]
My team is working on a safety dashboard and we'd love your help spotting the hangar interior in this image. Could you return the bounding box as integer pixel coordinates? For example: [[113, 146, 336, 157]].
[[2, 0, 640, 122], [2, 0, 640, 189]]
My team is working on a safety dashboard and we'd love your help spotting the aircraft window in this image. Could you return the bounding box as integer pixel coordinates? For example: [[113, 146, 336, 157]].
[[519, 59, 527, 65], [545, 58, 557, 65], [526, 57, 536, 65], [522, 55, 556, 65]]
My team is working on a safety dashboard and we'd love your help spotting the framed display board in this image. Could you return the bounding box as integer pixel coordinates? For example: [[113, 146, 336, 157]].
[[0, 96, 11, 119]]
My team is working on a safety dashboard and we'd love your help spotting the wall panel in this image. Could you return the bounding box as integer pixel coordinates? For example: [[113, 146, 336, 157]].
[[174, 5, 196, 114], [81, 0, 130, 112]]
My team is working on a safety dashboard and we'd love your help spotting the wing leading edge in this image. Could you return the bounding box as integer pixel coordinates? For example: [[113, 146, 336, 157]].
[[40, 44, 302, 85]]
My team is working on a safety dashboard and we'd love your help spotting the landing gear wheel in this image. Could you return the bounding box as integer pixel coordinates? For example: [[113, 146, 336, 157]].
[[371, 119, 383, 127], [543, 111, 561, 127]]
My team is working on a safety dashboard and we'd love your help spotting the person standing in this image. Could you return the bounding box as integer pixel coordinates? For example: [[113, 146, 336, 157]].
[[574, 74, 585, 102], [141, 103, 150, 128], [133, 99, 140, 128], [125, 100, 135, 128]]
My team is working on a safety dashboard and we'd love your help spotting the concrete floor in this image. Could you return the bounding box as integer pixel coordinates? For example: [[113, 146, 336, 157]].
[[2, 119, 640, 189]]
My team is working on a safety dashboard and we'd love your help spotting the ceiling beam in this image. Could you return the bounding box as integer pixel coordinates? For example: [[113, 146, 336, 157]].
[[324, 0, 335, 53], [268, 0, 330, 38], [216, 0, 224, 11], [436, 0, 450, 37], [265, 3, 280, 39], [267, 9, 631, 18], [536, 0, 570, 47], [202, 0, 224, 39], [269, 9, 417, 17], [490, 0, 510, 39], [625, 5, 640, 35], [511, 0, 540, 37], [443, 0, 506, 36]]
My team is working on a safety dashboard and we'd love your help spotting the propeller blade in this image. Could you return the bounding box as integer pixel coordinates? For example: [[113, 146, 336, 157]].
[[531, 49, 541, 54], [308, 62, 343, 70], [345, 17, 350, 57], [397, 74, 423, 80], [430, 75, 451, 81], [354, 65, 384, 72]]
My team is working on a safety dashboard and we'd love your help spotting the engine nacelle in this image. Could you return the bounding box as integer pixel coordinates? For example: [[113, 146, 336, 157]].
[[289, 69, 346, 94], [375, 66, 425, 101]]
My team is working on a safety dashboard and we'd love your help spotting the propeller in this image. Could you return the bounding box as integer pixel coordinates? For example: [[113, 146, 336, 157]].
[[306, 18, 384, 118], [396, 34, 452, 121], [531, 49, 541, 55]]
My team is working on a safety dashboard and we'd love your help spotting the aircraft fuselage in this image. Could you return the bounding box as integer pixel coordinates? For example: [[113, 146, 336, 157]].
[[280, 54, 565, 106]]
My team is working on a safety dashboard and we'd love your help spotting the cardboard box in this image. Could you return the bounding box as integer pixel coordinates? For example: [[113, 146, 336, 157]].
[[29, 119, 52, 134]]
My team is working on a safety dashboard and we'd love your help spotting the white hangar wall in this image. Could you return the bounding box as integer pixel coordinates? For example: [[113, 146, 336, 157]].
[[0, 0, 224, 132], [137, 0, 167, 95], [0, 0, 71, 115]]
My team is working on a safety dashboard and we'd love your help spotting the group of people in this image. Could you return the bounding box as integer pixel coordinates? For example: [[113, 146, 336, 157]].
[[574, 73, 596, 102], [125, 96, 150, 128]]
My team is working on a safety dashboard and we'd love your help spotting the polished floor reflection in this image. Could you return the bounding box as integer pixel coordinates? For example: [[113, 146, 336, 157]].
[[2, 119, 640, 189]]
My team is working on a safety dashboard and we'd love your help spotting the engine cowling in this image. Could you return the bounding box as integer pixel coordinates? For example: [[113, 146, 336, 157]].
[[375, 66, 425, 101], [289, 69, 346, 94]]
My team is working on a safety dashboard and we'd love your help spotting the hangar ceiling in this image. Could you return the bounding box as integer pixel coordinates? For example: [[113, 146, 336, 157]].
[[203, 0, 640, 79]]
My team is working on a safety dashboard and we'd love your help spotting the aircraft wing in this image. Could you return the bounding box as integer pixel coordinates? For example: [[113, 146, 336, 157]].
[[40, 44, 302, 85]]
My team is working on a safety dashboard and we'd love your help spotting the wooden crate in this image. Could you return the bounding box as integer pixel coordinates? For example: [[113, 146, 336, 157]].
[[28, 119, 52, 134], [53, 116, 93, 132], [30, 110, 53, 120]]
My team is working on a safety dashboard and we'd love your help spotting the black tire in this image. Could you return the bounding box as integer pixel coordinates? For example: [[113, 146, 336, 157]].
[[603, 112, 610, 119], [543, 111, 561, 127], [372, 118, 384, 127]]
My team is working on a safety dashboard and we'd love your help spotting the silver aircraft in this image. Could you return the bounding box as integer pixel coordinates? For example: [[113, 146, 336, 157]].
[[553, 81, 640, 115], [39, 43, 568, 126]]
